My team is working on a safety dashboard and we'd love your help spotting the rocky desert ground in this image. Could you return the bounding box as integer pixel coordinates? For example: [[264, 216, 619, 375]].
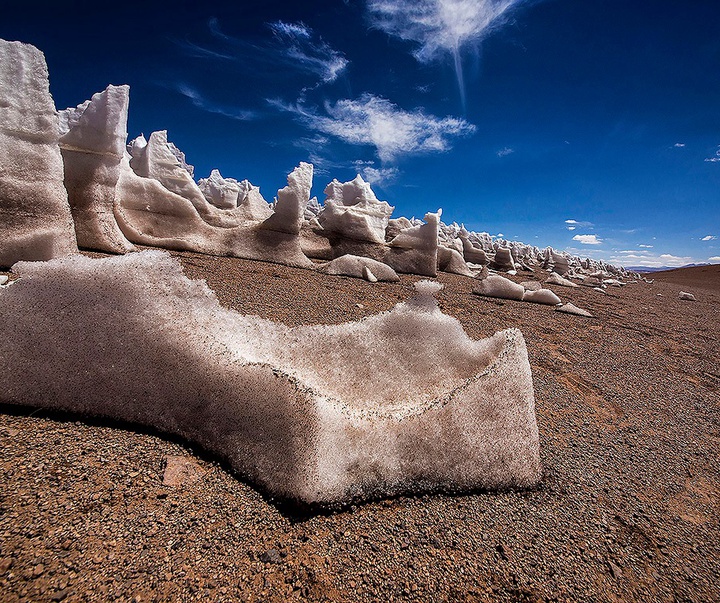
[[1, 252, 718, 602]]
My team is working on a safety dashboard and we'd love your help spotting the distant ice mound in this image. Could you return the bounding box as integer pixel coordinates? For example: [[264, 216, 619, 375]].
[[0, 252, 541, 505], [319, 254, 400, 282]]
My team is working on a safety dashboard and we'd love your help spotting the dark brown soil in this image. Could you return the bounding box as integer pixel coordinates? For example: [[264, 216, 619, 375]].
[[650, 264, 720, 293], [1, 250, 719, 602]]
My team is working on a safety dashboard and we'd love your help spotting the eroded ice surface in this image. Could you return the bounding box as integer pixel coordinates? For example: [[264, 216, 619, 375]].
[[0, 39, 78, 268], [58, 84, 135, 254], [318, 175, 395, 244], [0, 251, 540, 505], [115, 157, 313, 268]]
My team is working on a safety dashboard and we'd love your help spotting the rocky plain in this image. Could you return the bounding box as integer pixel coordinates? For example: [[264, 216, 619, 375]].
[[1, 251, 718, 603]]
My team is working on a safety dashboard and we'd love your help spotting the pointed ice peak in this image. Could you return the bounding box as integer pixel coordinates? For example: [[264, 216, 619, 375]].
[[323, 173, 378, 205]]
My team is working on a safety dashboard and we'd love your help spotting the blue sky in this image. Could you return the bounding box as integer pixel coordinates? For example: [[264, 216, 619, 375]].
[[4, 0, 720, 267]]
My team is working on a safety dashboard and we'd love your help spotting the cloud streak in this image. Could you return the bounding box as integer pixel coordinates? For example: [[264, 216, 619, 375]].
[[175, 84, 257, 120], [565, 218, 592, 231], [274, 93, 476, 162], [180, 18, 348, 86], [609, 251, 695, 268], [367, 0, 526, 108], [705, 145, 720, 162], [268, 20, 349, 84]]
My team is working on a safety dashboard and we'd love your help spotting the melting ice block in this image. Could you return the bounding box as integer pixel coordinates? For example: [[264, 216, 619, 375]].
[[0, 39, 78, 268], [58, 84, 135, 254], [0, 252, 541, 505]]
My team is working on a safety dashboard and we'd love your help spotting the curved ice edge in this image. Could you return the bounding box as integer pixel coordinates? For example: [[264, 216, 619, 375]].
[[0, 251, 541, 506]]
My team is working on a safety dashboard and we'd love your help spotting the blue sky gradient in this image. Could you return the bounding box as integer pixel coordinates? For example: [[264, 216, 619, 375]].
[[3, 0, 720, 267]]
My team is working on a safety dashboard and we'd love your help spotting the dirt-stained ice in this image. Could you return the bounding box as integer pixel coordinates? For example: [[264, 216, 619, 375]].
[[0, 251, 541, 505]]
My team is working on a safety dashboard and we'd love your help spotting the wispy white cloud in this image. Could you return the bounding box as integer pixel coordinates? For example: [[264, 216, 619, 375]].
[[565, 218, 592, 231], [176, 84, 257, 120], [359, 165, 401, 185], [701, 235, 717, 241], [638, 244, 654, 248], [180, 18, 347, 87], [497, 147, 514, 157], [273, 93, 476, 162], [608, 251, 695, 268], [268, 21, 349, 83], [367, 0, 526, 108], [573, 234, 602, 245], [709, 256, 720, 262], [673, 142, 685, 148], [705, 145, 720, 162]]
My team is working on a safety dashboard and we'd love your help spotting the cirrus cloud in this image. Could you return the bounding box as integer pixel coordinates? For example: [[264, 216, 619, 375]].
[[367, 0, 526, 107], [272, 93, 476, 163], [268, 21, 349, 84]]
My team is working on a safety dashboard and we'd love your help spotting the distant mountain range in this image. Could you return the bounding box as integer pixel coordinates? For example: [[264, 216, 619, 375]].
[[626, 263, 711, 273]]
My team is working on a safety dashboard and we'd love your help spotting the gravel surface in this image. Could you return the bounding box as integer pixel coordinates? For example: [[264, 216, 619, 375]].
[[1, 251, 719, 602]]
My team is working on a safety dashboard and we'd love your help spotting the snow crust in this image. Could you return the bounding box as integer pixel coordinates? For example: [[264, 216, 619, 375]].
[[0, 251, 541, 505], [0, 39, 78, 268]]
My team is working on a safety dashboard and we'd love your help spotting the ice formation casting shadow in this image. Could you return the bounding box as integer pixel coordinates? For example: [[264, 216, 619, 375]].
[[0, 252, 540, 506]]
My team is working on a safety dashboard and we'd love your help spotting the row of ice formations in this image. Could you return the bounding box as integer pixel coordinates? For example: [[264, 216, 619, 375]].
[[1, 39, 633, 505], [0, 38, 638, 287]]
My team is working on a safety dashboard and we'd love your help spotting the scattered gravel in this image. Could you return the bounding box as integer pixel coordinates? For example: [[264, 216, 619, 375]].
[[1, 250, 718, 602]]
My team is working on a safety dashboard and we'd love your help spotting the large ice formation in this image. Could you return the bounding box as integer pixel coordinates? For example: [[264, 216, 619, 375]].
[[0, 252, 541, 505], [58, 84, 135, 254], [318, 175, 394, 244], [115, 138, 313, 267], [385, 211, 441, 277], [0, 39, 78, 268], [490, 247, 516, 272]]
